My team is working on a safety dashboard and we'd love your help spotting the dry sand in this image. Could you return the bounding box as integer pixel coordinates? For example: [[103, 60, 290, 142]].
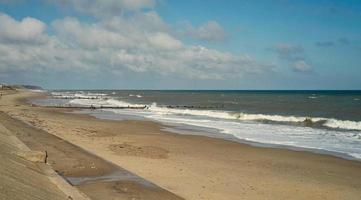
[[1, 89, 361, 200], [0, 90, 182, 200]]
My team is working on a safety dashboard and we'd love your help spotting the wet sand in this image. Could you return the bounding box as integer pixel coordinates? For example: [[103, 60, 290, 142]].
[[1, 90, 361, 200], [0, 90, 182, 200]]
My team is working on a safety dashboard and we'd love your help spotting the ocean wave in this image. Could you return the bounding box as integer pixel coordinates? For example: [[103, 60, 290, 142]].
[[149, 103, 235, 119], [104, 99, 144, 107], [148, 104, 361, 131], [51, 91, 107, 99], [324, 119, 361, 131], [129, 94, 142, 98], [69, 97, 145, 108], [55, 92, 361, 131], [47, 91, 361, 161], [30, 89, 46, 93], [51, 91, 69, 96]]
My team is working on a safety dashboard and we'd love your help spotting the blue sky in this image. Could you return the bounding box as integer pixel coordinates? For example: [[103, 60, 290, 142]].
[[0, 0, 360, 89]]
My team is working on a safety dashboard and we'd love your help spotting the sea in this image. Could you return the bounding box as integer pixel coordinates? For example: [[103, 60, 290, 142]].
[[34, 90, 361, 160]]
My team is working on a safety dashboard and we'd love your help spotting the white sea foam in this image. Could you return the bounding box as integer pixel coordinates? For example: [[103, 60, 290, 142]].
[[51, 91, 69, 96], [148, 103, 236, 120], [51, 91, 361, 160], [87, 93, 107, 96], [349, 153, 361, 160], [324, 119, 361, 131], [29, 89, 46, 93], [146, 111, 361, 159], [128, 94, 142, 98], [147, 103, 361, 131], [69, 97, 145, 108], [66, 96, 361, 131], [51, 91, 107, 99]]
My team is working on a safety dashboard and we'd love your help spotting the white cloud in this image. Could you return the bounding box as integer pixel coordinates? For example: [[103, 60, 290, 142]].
[[293, 60, 312, 73], [0, 11, 271, 80], [270, 43, 313, 73], [270, 44, 303, 59], [53, 17, 136, 50], [148, 32, 182, 50], [0, 13, 47, 44], [184, 21, 227, 42]]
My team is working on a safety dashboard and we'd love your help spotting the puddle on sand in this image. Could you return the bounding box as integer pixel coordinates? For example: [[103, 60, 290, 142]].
[[63, 170, 158, 188]]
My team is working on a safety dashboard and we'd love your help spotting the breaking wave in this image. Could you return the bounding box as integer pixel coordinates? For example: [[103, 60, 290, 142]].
[[51, 91, 361, 131], [147, 104, 361, 131], [46, 91, 361, 160]]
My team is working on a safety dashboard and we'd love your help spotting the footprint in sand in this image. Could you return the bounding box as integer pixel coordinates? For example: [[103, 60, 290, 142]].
[[108, 143, 169, 159]]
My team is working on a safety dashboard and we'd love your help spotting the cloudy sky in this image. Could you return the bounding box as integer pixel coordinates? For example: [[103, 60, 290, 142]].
[[0, 0, 360, 89]]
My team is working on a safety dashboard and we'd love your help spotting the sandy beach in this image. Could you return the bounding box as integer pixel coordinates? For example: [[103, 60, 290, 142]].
[[1, 89, 361, 200]]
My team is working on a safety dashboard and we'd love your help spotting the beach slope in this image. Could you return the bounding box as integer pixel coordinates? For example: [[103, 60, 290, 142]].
[[1, 89, 361, 200]]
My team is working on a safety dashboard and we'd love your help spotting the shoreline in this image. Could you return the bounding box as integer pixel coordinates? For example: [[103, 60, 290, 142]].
[[2, 89, 361, 199], [39, 90, 361, 161], [0, 89, 183, 200], [70, 104, 361, 162]]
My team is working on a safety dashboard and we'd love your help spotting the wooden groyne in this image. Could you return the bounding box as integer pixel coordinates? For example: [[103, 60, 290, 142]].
[[52, 96, 109, 100], [165, 105, 224, 109], [43, 105, 224, 110], [44, 105, 147, 109]]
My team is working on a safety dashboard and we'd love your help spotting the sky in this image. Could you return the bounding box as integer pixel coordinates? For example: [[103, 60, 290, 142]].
[[0, 0, 360, 90]]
